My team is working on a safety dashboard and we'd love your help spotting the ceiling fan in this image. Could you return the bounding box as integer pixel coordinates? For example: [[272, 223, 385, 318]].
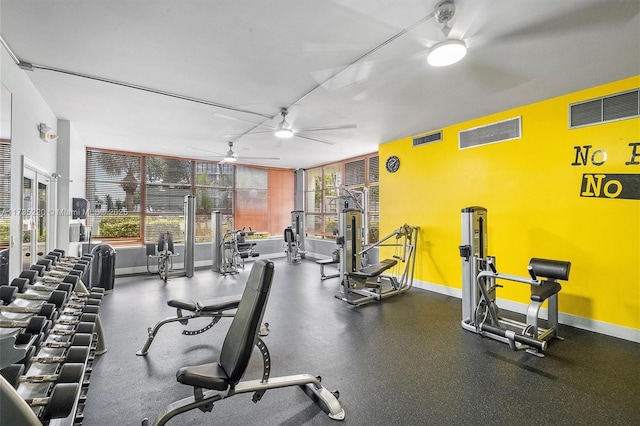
[[189, 141, 280, 164], [225, 107, 356, 145]]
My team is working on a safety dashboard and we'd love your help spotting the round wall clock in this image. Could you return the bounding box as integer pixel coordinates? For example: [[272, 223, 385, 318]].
[[385, 155, 400, 173]]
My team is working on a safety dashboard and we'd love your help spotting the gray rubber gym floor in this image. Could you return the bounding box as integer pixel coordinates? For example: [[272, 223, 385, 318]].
[[83, 258, 640, 425]]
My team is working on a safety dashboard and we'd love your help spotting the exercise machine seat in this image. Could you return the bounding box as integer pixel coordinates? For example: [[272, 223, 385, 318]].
[[176, 259, 274, 391], [350, 259, 397, 278]]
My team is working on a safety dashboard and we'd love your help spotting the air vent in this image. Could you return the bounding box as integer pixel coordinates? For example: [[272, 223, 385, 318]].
[[570, 89, 639, 128], [459, 117, 521, 150], [413, 131, 442, 147]]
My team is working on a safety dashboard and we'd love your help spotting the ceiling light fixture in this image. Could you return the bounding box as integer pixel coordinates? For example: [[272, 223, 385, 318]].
[[274, 108, 294, 138], [427, 0, 467, 67], [223, 142, 239, 163], [427, 39, 467, 67]]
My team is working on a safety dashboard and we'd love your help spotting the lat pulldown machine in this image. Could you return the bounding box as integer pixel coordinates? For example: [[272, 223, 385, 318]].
[[459, 207, 571, 357], [284, 210, 306, 264]]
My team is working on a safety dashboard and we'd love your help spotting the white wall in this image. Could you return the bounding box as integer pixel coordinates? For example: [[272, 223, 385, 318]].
[[1, 46, 60, 277], [56, 119, 87, 253]]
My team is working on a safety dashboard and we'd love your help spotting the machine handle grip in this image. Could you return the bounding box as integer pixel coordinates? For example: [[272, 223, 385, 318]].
[[480, 323, 547, 351], [527, 265, 537, 281]]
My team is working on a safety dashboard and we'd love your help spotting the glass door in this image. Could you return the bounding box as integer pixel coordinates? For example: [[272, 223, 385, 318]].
[[22, 160, 53, 270]]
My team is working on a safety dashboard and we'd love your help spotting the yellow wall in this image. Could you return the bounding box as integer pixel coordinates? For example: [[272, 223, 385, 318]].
[[379, 76, 640, 330]]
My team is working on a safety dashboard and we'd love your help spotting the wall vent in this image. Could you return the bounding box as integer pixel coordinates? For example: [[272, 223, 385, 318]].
[[413, 130, 442, 147], [459, 117, 521, 150], [569, 89, 639, 128]]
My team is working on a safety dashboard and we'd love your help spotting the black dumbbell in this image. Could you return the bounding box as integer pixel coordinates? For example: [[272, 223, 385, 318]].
[[55, 313, 98, 327], [11, 278, 74, 296], [29, 345, 91, 365], [24, 382, 80, 421], [49, 321, 96, 337], [0, 315, 50, 335], [40, 333, 93, 349], [1, 362, 85, 388], [1, 285, 68, 309], [58, 307, 100, 320], [0, 301, 57, 320], [36, 258, 54, 271]]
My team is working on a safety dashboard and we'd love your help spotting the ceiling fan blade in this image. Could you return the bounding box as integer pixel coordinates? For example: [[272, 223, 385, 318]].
[[242, 156, 281, 160], [187, 146, 225, 156], [295, 133, 336, 145], [294, 124, 357, 132]]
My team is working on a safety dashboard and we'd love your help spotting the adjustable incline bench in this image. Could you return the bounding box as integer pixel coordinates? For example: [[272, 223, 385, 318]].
[[142, 259, 345, 425]]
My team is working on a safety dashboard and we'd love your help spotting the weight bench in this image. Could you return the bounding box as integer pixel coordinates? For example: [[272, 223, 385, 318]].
[[142, 259, 345, 425], [316, 258, 339, 280]]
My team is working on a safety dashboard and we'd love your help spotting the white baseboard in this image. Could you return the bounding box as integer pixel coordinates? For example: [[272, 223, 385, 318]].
[[115, 252, 286, 276], [412, 279, 640, 343]]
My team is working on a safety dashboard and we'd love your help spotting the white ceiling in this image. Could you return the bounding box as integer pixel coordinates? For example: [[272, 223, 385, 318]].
[[2, 0, 639, 169]]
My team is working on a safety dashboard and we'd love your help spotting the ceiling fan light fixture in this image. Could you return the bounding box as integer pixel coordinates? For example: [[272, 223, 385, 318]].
[[274, 123, 294, 138], [427, 39, 467, 67], [224, 155, 238, 163]]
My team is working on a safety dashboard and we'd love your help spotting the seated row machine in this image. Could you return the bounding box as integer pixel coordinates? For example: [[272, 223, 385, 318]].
[[142, 259, 344, 424], [146, 232, 180, 283], [459, 206, 571, 357]]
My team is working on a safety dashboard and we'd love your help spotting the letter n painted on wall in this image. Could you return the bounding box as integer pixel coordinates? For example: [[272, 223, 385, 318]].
[[580, 174, 640, 200]]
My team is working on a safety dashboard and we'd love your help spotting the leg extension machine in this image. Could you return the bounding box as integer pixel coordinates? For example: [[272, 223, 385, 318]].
[[459, 206, 571, 356]]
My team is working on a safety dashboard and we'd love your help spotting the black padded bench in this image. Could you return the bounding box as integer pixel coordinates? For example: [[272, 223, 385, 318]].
[[316, 258, 339, 280], [349, 259, 397, 278]]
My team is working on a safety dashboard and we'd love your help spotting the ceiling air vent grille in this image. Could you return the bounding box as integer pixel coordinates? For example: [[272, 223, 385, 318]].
[[413, 131, 442, 147], [569, 89, 639, 128], [459, 117, 521, 150]]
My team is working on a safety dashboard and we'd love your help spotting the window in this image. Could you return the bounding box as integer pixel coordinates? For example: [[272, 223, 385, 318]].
[[0, 141, 10, 250], [235, 166, 268, 231], [86, 151, 142, 242], [304, 153, 379, 242], [195, 162, 234, 242], [145, 157, 191, 243], [86, 149, 293, 245]]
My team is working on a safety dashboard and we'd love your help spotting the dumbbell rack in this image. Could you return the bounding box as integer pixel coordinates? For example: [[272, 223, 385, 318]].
[[0, 250, 106, 425]]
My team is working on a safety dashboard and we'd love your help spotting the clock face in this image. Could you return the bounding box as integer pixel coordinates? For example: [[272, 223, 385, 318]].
[[386, 155, 400, 173]]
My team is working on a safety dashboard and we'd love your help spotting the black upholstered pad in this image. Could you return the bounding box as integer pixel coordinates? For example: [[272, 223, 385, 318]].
[[350, 259, 397, 278], [176, 362, 229, 391], [167, 300, 198, 311], [531, 280, 562, 302], [167, 295, 241, 312], [197, 295, 241, 312]]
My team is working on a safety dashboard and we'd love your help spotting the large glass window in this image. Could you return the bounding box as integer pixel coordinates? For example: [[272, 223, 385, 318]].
[[304, 153, 378, 242], [145, 158, 192, 243], [85, 149, 292, 245], [0, 141, 10, 250], [195, 162, 233, 242], [86, 151, 142, 242], [235, 166, 268, 231]]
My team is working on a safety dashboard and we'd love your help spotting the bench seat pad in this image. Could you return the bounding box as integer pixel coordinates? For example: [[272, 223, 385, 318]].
[[176, 362, 229, 391], [350, 259, 397, 278], [167, 295, 241, 312]]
